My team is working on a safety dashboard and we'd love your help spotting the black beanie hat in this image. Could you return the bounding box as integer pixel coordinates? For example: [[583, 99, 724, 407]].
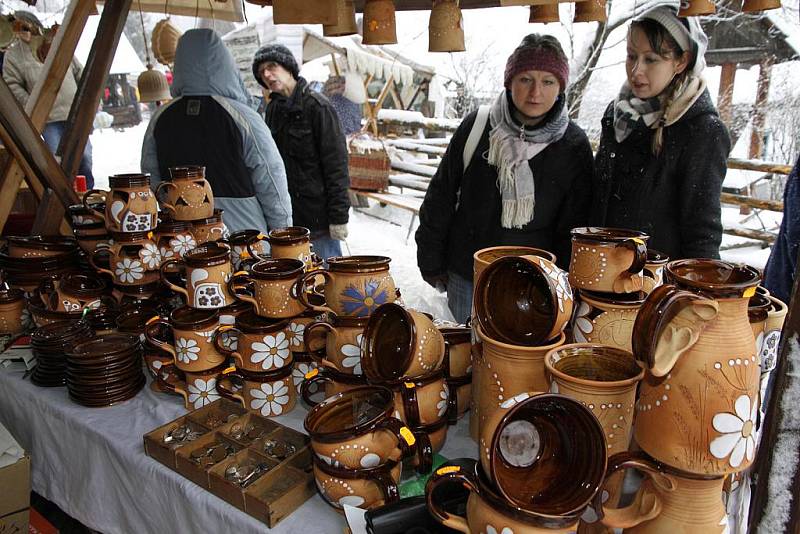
[[252, 44, 299, 88]]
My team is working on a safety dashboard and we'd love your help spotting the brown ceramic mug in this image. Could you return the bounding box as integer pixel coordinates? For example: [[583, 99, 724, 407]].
[[440, 326, 472, 421], [228, 258, 307, 318], [84, 173, 158, 233], [89, 231, 162, 286], [570, 290, 646, 352], [189, 208, 228, 244], [39, 274, 108, 313], [313, 456, 401, 511], [472, 246, 557, 284], [304, 316, 369, 375], [569, 227, 649, 294], [643, 249, 669, 294], [217, 365, 296, 417], [262, 226, 317, 269], [300, 366, 368, 406], [155, 361, 225, 409], [144, 306, 226, 372], [69, 201, 105, 227], [73, 226, 112, 255], [0, 283, 26, 335], [388, 369, 454, 428], [222, 229, 269, 270], [155, 166, 215, 221], [154, 218, 197, 261], [212, 311, 292, 372], [161, 242, 234, 309]]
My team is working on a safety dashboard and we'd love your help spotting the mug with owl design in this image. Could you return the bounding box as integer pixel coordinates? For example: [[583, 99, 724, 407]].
[[83, 173, 158, 233], [156, 166, 215, 221], [160, 242, 235, 309]]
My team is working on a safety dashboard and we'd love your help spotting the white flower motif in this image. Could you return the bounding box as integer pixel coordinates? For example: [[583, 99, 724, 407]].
[[250, 381, 290, 416], [571, 301, 593, 342], [485, 525, 514, 534], [293, 362, 318, 394], [538, 259, 572, 313], [176, 337, 200, 364], [340, 334, 363, 374], [220, 330, 238, 351], [72, 215, 91, 225], [710, 395, 758, 468], [170, 234, 197, 256], [138, 242, 162, 269], [250, 332, 290, 370], [436, 386, 449, 418], [159, 246, 175, 261], [187, 378, 219, 408], [287, 322, 305, 348], [115, 258, 144, 283], [222, 224, 231, 239]]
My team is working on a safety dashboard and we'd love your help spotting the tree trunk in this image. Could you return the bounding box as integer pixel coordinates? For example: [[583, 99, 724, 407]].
[[567, 21, 608, 119]]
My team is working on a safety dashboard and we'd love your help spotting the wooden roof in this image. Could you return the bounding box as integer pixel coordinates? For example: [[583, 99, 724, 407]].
[[703, 11, 800, 66]]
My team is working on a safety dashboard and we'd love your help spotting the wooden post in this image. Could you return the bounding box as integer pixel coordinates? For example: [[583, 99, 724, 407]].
[[749, 59, 772, 160], [718, 62, 736, 126]]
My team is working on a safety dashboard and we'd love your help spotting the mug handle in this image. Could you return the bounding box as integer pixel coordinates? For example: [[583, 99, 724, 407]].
[[227, 271, 260, 313], [82, 189, 106, 220], [376, 416, 417, 462], [399, 381, 422, 428], [297, 270, 335, 314], [303, 320, 334, 355], [617, 237, 648, 274], [425, 465, 479, 534], [144, 317, 177, 360], [300, 367, 332, 406], [372, 468, 401, 506], [412, 430, 434, 475], [154, 182, 177, 217], [244, 233, 270, 261], [153, 364, 189, 405], [212, 325, 245, 367], [446, 380, 460, 426], [87, 248, 115, 278], [217, 375, 246, 408], [159, 259, 189, 300], [596, 451, 676, 529]]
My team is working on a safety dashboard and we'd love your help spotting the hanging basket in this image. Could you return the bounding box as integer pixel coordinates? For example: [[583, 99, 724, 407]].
[[363, 0, 398, 45], [429, 0, 465, 53], [348, 135, 391, 192], [529, 4, 560, 23], [678, 0, 716, 16], [574, 0, 607, 22], [151, 18, 181, 67], [324, 0, 358, 36]]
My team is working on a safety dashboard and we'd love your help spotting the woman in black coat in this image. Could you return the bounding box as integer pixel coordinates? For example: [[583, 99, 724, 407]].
[[592, 6, 731, 260], [415, 34, 594, 323]]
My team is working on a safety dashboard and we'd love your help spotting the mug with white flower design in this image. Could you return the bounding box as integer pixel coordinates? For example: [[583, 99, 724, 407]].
[[228, 258, 307, 318], [386, 369, 454, 428], [216, 366, 296, 418], [84, 173, 158, 233], [89, 231, 161, 286], [157, 362, 225, 409], [39, 273, 108, 313], [285, 304, 326, 355], [362, 303, 446, 382], [569, 227, 649, 294], [313, 456, 402, 511], [570, 290, 646, 352], [300, 366, 368, 406], [264, 226, 315, 269], [189, 209, 228, 244], [297, 256, 397, 318], [145, 306, 227, 372], [292, 353, 319, 395], [73, 226, 113, 255], [161, 242, 235, 310], [216, 300, 253, 352], [212, 310, 292, 373], [474, 255, 573, 347], [304, 316, 369, 375], [632, 259, 761, 475], [643, 249, 669, 294], [594, 451, 727, 534], [426, 459, 583, 534], [69, 202, 105, 228], [220, 229, 268, 270], [154, 218, 196, 263], [155, 166, 215, 221]]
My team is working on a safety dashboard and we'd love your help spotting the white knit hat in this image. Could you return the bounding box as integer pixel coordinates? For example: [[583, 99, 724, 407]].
[[634, 4, 708, 76]]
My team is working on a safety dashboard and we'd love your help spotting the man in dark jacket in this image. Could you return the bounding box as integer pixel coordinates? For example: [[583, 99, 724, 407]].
[[252, 44, 350, 259], [764, 154, 800, 304]]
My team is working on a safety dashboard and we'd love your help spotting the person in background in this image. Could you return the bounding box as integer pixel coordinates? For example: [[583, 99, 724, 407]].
[[591, 5, 730, 259], [3, 10, 95, 188], [415, 34, 594, 323], [141, 29, 292, 233], [322, 73, 363, 136], [252, 44, 350, 260], [764, 154, 800, 304]]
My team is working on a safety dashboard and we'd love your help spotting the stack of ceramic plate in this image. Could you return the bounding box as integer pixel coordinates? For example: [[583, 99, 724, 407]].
[[66, 333, 145, 407], [30, 320, 94, 387]]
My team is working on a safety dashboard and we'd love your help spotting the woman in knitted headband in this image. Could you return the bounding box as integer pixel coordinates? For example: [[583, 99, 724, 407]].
[[591, 5, 731, 262], [416, 34, 593, 323]]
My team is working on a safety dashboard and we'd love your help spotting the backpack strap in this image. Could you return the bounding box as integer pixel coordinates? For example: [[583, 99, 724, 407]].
[[462, 105, 490, 174]]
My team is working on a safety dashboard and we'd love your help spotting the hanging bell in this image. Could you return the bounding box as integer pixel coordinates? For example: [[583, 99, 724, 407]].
[[742, 0, 781, 12], [138, 64, 171, 103], [324, 0, 358, 36], [529, 4, 560, 23], [678, 0, 716, 16], [574, 0, 607, 22], [429, 0, 465, 52], [273, 0, 338, 24], [363, 0, 398, 45], [151, 18, 182, 67]]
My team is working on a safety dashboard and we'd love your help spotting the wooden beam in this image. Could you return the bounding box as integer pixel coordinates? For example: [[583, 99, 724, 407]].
[[385, 139, 447, 155], [718, 62, 736, 126], [727, 157, 793, 175], [722, 226, 776, 243], [721, 192, 783, 212], [58, 0, 132, 180], [31, 189, 66, 234], [749, 59, 772, 160]]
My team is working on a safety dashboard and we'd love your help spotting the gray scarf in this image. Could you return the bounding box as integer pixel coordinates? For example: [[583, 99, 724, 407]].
[[488, 91, 569, 229]]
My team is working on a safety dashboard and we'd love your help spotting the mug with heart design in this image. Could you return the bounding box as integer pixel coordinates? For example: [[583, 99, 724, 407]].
[[569, 227, 649, 294], [189, 209, 228, 244], [155, 361, 226, 409], [212, 311, 292, 373], [304, 316, 369, 375], [228, 258, 307, 318], [84, 173, 158, 233], [155, 166, 215, 221], [144, 306, 226, 372], [161, 242, 234, 309], [89, 231, 162, 286], [216, 365, 296, 418], [314, 456, 402, 511]]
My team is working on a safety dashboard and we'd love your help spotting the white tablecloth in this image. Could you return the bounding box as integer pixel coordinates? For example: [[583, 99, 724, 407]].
[[0, 353, 477, 534]]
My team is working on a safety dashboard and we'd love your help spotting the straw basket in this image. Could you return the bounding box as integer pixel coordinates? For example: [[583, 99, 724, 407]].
[[348, 136, 391, 192], [151, 18, 181, 67]]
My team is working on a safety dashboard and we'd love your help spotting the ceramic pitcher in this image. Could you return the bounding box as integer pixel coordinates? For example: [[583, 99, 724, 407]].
[[155, 166, 215, 221], [569, 227, 648, 294], [84, 173, 158, 233]]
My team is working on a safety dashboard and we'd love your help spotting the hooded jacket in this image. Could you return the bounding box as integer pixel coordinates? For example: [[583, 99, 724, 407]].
[[591, 90, 730, 260], [141, 29, 292, 233]]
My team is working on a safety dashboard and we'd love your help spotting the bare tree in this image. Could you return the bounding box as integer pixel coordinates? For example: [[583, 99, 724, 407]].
[[442, 43, 501, 119]]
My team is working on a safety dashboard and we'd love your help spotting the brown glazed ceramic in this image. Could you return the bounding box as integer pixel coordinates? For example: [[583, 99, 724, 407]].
[[632, 259, 761, 476], [157, 362, 225, 409], [314, 457, 402, 511], [144, 306, 225, 372], [362, 303, 445, 382], [292, 352, 320, 395], [304, 385, 416, 470], [760, 295, 787, 376], [472, 246, 557, 285], [571, 290, 646, 352], [89, 231, 161, 286], [569, 227, 648, 294], [284, 305, 326, 355], [161, 242, 234, 309], [441, 326, 472, 420], [212, 311, 292, 372], [217, 365, 296, 417], [40, 274, 108, 313], [73, 227, 113, 255], [154, 218, 197, 261], [643, 249, 669, 294], [6, 236, 78, 259], [84, 173, 158, 233], [266, 226, 315, 268], [69, 202, 105, 227], [189, 209, 228, 244], [0, 282, 26, 334], [155, 166, 214, 221], [388, 370, 453, 427], [475, 255, 573, 347], [304, 316, 369, 375], [298, 256, 396, 318], [596, 452, 727, 533], [223, 229, 268, 269], [228, 258, 307, 318], [300, 366, 368, 406]]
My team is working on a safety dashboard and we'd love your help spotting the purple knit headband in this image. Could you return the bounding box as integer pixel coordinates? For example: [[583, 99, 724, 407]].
[[504, 47, 569, 90]]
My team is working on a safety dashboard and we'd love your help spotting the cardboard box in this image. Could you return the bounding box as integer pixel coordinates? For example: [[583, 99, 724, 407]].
[[0, 508, 29, 534], [0, 455, 30, 518]]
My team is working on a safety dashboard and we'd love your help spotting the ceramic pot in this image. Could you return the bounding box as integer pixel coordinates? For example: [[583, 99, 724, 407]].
[[265, 226, 315, 268], [84, 174, 158, 233], [89, 231, 161, 286], [6, 236, 77, 259], [298, 256, 396, 317], [643, 249, 669, 294], [313, 457, 402, 511], [632, 259, 761, 475], [154, 218, 197, 261], [362, 0, 397, 45], [144, 306, 225, 372], [156, 362, 225, 409], [212, 311, 292, 372], [228, 258, 307, 318], [428, 0, 465, 53], [217, 365, 296, 417], [155, 166, 214, 221], [362, 303, 445, 382], [475, 255, 573, 347], [571, 290, 646, 352], [161, 242, 234, 309], [569, 227, 648, 294], [300, 365, 369, 406], [189, 209, 228, 244], [304, 316, 369, 375]]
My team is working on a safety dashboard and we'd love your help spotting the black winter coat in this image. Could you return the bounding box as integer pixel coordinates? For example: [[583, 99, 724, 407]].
[[416, 107, 594, 280], [591, 90, 730, 260], [265, 78, 350, 232]]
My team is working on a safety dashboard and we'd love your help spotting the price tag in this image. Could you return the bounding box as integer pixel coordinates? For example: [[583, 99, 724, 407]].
[[399, 426, 416, 447]]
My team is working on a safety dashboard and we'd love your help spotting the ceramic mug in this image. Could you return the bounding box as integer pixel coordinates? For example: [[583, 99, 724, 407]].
[[388, 369, 454, 428], [643, 249, 669, 294], [217, 365, 296, 417], [304, 316, 369, 375], [38, 273, 108, 313], [222, 229, 269, 270], [264, 226, 316, 268], [212, 311, 292, 373], [155, 166, 215, 221], [571, 290, 646, 352], [300, 366, 368, 406], [228, 258, 307, 318], [0, 285, 26, 335], [313, 456, 402, 511], [155, 362, 225, 409], [189, 208, 228, 244], [472, 246, 557, 285], [84, 173, 158, 233], [89, 230, 162, 286], [569, 227, 648, 294], [441, 326, 472, 421], [154, 218, 197, 261], [144, 306, 226, 372], [161, 242, 234, 309]]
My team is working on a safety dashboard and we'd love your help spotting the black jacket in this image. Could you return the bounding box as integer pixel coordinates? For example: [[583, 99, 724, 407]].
[[265, 78, 350, 232], [591, 90, 730, 260], [416, 106, 594, 280]]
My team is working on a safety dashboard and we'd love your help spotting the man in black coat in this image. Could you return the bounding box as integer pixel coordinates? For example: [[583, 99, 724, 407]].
[[253, 44, 350, 259]]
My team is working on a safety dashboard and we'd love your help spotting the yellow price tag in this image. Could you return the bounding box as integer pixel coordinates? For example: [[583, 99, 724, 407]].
[[436, 465, 461, 476], [145, 316, 161, 325], [147, 231, 154, 240], [239, 250, 251, 259], [218, 325, 234, 332], [257, 233, 267, 240], [743, 287, 757, 298], [632, 238, 645, 245], [404, 382, 416, 389], [305, 368, 320, 380], [222, 366, 236, 375], [232, 270, 249, 277], [399, 426, 416, 447]]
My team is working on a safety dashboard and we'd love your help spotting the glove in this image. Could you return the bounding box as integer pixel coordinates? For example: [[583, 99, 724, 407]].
[[329, 223, 348, 241], [422, 273, 448, 293]]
